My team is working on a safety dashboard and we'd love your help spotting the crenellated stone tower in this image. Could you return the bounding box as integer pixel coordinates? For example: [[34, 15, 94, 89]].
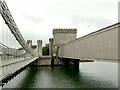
[[49, 28, 77, 65], [27, 40, 32, 48], [53, 28, 77, 46]]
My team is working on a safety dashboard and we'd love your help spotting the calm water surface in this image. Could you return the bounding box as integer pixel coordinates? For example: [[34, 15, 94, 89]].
[[3, 61, 118, 88]]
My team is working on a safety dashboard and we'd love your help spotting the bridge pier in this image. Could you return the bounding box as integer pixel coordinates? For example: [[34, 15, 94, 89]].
[[61, 58, 79, 68], [61, 58, 70, 67], [64, 60, 70, 67], [73, 59, 79, 68]]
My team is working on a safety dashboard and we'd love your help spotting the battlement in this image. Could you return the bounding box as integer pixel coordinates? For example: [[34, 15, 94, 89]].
[[37, 40, 42, 46], [49, 38, 54, 43], [27, 40, 32, 44], [53, 28, 77, 34], [27, 40, 32, 47]]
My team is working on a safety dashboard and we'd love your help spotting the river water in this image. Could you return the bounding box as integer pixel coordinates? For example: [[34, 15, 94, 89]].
[[2, 61, 119, 88]]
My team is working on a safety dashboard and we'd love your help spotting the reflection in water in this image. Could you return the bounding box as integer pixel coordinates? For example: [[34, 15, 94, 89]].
[[19, 66, 39, 88], [3, 61, 118, 88]]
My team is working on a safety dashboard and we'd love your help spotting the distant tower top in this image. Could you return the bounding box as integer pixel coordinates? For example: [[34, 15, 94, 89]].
[[27, 40, 32, 47], [53, 28, 77, 35]]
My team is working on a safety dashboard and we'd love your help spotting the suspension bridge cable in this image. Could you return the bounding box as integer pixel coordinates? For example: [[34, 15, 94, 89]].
[[2, 18, 4, 59], [0, 0, 34, 56]]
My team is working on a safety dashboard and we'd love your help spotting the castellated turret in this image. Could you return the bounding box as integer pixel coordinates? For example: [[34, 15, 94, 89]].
[[53, 28, 77, 46], [27, 40, 32, 48], [53, 28, 77, 34]]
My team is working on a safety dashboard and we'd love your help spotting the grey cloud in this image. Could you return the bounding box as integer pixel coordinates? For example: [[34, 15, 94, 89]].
[[70, 16, 115, 28], [23, 14, 43, 24]]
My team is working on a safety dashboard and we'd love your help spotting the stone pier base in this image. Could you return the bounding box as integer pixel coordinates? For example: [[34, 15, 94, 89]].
[[33, 56, 62, 66]]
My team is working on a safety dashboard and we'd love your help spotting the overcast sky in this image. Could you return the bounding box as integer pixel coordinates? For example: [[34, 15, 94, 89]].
[[0, 0, 119, 48]]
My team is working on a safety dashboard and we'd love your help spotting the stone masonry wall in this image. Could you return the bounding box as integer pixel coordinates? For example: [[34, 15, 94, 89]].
[[52, 28, 77, 57], [53, 28, 77, 46]]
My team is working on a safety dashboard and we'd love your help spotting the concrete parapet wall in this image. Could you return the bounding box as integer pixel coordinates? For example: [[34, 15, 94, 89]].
[[1, 57, 38, 81]]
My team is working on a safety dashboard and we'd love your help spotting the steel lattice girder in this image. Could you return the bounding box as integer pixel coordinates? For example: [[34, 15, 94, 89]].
[[0, 0, 34, 56]]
